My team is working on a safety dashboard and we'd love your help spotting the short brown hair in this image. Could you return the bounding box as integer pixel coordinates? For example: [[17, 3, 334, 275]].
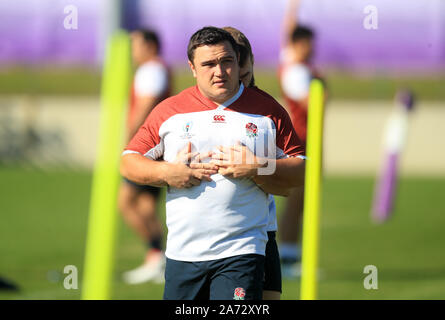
[[187, 26, 239, 64], [291, 25, 314, 43], [222, 27, 254, 68], [132, 29, 161, 54]]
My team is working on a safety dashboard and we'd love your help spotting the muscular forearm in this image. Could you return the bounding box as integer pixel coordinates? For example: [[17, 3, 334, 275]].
[[252, 157, 305, 194], [282, 0, 301, 47], [121, 151, 218, 189], [120, 153, 168, 187], [256, 181, 292, 197]]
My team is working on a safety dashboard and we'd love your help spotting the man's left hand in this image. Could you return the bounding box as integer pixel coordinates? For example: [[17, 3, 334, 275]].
[[210, 142, 266, 179]]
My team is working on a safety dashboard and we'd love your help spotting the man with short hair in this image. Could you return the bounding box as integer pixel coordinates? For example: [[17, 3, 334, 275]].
[[118, 29, 170, 285], [121, 26, 305, 300]]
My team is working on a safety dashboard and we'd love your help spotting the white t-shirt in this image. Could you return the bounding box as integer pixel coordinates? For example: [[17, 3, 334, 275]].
[[279, 47, 312, 101], [281, 63, 312, 101], [134, 60, 168, 98], [124, 84, 305, 261]]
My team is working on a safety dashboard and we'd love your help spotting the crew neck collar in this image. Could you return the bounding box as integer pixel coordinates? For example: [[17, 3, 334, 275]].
[[216, 83, 244, 110]]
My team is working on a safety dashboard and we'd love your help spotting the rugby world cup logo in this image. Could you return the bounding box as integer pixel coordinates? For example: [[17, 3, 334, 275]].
[[233, 287, 246, 300], [184, 121, 192, 133], [245, 122, 258, 138], [181, 121, 194, 139]]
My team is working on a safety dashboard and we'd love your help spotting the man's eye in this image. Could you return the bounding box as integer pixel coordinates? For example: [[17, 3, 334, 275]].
[[202, 62, 216, 67]]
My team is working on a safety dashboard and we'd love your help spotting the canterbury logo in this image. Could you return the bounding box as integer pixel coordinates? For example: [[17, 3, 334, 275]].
[[213, 115, 226, 123]]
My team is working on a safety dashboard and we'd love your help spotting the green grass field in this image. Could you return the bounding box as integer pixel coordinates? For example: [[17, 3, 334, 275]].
[[1, 166, 444, 300], [1, 66, 445, 102]]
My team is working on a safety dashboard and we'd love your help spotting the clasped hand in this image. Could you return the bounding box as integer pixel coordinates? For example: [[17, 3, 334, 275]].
[[210, 141, 266, 178], [166, 141, 265, 189]]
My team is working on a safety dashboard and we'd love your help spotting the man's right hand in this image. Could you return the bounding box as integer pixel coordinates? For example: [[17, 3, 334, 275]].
[[166, 142, 218, 188]]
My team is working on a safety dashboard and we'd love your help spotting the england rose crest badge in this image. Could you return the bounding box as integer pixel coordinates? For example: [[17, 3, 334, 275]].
[[245, 122, 258, 138], [233, 287, 246, 300]]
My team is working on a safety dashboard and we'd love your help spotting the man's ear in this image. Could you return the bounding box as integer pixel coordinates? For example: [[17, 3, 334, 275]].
[[188, 60, 197, 78]]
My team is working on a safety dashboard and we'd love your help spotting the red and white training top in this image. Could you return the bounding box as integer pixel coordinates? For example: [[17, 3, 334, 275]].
[[124, 84, 305, 261]]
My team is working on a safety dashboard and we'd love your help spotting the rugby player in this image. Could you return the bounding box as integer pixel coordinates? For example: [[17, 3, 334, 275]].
[[119, 29, 171, 284], [121, 26, 305, 300], [278, 0, 324, 277]]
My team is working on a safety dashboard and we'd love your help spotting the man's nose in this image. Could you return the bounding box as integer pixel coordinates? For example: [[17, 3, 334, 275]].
[[214, 63, 224, 77]]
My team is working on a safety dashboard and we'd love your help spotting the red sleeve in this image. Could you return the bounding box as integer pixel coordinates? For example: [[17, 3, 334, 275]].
[[124, 102, 164, 159], [123, 87, 200, 159], [275, 106, 306, 158], [245, 87, 305, 158]]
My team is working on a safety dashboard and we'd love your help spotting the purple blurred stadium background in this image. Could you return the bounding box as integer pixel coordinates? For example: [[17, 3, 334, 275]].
[[0, 0, 444, 72]]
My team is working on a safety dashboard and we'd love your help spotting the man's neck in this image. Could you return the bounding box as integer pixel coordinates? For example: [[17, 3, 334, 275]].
[[196, 83, 243, 106], [214, 83, 243, 106], [138, 54, 158, 66]]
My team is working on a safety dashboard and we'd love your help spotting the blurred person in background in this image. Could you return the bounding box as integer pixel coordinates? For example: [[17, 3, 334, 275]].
[[278, 0, 325, 278], [223, 26, 282, 300], [118, 28, 171, 284]]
